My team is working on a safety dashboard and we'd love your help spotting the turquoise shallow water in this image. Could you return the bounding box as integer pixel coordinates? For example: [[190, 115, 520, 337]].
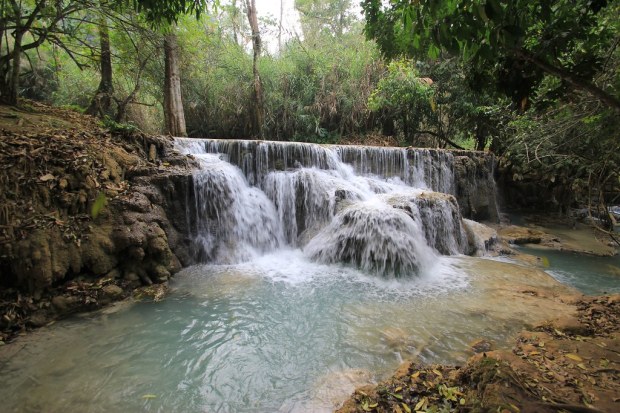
[[515, 246, 620, 295], [0, 251, 608, 413]]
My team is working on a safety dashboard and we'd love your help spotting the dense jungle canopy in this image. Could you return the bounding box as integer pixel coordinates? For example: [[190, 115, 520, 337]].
[[1, 0, 619, 212]]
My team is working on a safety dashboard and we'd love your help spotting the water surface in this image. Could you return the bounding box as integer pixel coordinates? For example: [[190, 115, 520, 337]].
[[0, 253, 574, 413]]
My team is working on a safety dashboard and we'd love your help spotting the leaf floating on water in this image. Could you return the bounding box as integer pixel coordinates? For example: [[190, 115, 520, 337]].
[[541, 256, 550, 268], [142, 394, 157, 399], [566, 353, 583, 362]]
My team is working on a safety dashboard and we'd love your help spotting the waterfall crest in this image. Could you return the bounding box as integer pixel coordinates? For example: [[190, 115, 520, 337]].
[[176, 138, 486, 276]]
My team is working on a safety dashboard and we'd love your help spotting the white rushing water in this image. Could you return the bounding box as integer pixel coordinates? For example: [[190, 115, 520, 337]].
[[175, 138, 468, 275]]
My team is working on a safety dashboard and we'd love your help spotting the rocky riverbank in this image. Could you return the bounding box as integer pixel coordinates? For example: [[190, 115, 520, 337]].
[[0, 101, 194, 343], [337, 294, 620, 413]]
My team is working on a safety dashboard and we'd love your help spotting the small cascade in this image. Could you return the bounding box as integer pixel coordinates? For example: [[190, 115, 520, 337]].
[[189, 154, 284, 263], [175, 137, 494, 276], [304, 198, 436, 276], [386, 192, 468, 255]]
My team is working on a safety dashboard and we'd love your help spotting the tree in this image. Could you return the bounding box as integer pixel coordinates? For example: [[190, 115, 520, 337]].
[[368, 59, 467, 149], [86, 12, 114, 117], [0, 0, 86, 104], [244, 0, 264, 138], [163, 31, 187, 136], [361, 0, 620, 111], [0, 0, 213, 106], [295, 0, 353, 40]]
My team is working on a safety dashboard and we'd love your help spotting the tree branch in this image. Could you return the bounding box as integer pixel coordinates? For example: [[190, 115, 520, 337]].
[[414, 130, 466, 150], [514, 48, 620, 112]]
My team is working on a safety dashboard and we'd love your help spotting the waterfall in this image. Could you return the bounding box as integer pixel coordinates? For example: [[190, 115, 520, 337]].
[[176, 138, 474, 276]]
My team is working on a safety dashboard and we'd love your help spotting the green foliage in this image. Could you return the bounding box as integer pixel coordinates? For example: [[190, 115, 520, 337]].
[[102, 116, 140, 134], [179, 18, 382, 143], [295, 0, 353, 39], [368, 60, 433, 112], [361, 0, 619, 108], [126, 0, 217, 25], [368, 59, 435, 144], [501, 70, 620, 209]]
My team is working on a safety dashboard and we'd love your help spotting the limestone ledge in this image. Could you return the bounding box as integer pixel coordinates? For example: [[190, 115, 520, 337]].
[[0, 129, 196, 340]]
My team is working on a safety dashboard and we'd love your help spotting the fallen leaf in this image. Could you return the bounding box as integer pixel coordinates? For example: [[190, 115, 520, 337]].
[[141, 394, 157, 399], [414, 397, 427, 411], [39, 173, 55, 181], [566, 353, 583, 362]]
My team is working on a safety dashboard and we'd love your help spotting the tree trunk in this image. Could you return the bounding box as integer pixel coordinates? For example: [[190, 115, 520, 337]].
[[475, 118, 487, 151], [6, 29, 23, 105], [231, 0, 240, 45], [245, 0, 265, 139], [163, 32, 187, 137], [278, 0, 283, 52], [86, 15, 114, 117]]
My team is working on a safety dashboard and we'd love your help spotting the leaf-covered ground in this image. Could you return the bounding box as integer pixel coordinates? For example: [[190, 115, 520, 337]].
[[0, 101, 191, 344], [337, 295, 620, 413]]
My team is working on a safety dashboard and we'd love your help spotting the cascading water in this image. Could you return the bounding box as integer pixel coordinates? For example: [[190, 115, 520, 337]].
[[1, 138, 582, 413], [189, 154, 284, 263], [175, 137, 469, 274]]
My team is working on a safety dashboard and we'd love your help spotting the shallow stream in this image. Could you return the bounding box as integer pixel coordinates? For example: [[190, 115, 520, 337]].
[[0, 254, 577, 413]]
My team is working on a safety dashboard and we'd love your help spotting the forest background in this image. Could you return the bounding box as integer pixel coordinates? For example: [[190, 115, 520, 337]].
[[1, 0, 618, 214]]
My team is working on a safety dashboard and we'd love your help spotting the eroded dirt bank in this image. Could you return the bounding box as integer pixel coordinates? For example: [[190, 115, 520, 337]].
[[0, 102, 195, 343]]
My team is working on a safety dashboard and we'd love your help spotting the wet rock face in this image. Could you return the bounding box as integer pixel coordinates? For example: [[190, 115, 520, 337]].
[[452, 154, 499, 222], [0, 131, 194, 297]]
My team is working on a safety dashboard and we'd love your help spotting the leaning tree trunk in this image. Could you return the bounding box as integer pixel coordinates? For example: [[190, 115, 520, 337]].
[[86, 15, 114, 117], [163, 32, 187, 136], [245, 0, 265, 139]]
